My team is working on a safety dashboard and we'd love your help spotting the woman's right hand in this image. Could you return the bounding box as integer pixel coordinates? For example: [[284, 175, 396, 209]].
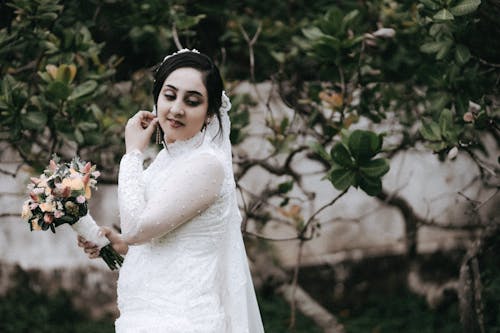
[[77, 226, 129, 258], [125, 110, 158, 153]]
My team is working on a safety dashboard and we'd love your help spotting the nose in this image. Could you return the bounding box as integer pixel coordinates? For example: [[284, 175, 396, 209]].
[[170, 100, 184, 117]]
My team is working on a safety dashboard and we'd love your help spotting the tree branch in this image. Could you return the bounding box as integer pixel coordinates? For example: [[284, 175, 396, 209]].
[[238, 21, 262, 82], [172, 23, 183, 50]]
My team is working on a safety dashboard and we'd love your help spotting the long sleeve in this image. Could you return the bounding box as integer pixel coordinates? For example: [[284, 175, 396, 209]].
[[117, 150, 225, 245]]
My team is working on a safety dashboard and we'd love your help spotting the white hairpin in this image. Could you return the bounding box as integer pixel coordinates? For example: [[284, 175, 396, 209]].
[[162, 48, 200, 63]]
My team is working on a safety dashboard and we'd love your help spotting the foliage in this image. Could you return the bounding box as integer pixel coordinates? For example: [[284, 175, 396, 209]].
[[312, 129, 389, 195], [0, 0, 499, 331], [0, 271, 113, 333], [0, 0, 124, 172], [340, 290, 462, 333], [257, 292, 323, 333], [0, 272, 321, 333]]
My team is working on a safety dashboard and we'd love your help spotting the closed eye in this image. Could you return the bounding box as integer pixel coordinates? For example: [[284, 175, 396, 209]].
[[185, 99, 201, 107], [164, 93, 176, 101]]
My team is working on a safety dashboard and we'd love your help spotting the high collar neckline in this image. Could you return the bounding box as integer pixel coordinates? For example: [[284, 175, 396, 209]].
[[162, 130, 205, 157]]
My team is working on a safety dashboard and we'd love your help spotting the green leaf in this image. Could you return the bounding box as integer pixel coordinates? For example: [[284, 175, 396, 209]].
[[328, 167, 355, 191], [278, 180, 294, 194], [310, 142, 332, 163], [21, 112, 47, 129], [436, 40, 452, 60], [74, 128, 84, 144], [449, 0, 481, 16], [359, 158, 390, 178], [439, 109, 457, 143], [420, 0, 440, 10], [428, 141, 448, 152], [474, 111, 489, 129], [302, 27, 326, 40], [280, 117, 289, 134], [429, 93, 450, 112], [348, 130, 381, 162], [46, 81, 71, 100], [68, 80, 97, 101], [330, 143, 354, 168], [78, 122, 98, 131], [420, 120, 441, 141], [37, 12, 58, 21], [270, 51, 286, 63], [455, 44, 471, 64], [433, 9, 454, 21], [341, 10, 359, 32], [90, 103, 103, 119], [420, 42, 443, 54], [358, 173, 382, 196]]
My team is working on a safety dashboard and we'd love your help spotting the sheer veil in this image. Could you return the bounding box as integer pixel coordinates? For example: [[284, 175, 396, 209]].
[[205, 92, 265, 332]]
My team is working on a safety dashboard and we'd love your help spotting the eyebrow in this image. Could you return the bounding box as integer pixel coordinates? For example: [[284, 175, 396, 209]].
[[164, 84, 204, 97]]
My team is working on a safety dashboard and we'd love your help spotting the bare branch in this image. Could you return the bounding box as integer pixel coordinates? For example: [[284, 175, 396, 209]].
[[238, 21, 262, 82], [172, 23, 183, 50], [243, 230, 300, 242], [278, 283, 345, 333], [299, 189, 348, 239], [0, 167, 17, 177], [0, 213, 21, 218]]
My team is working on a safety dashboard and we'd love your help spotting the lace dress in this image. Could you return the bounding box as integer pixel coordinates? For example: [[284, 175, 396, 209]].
[[114, 131, 264, 333]]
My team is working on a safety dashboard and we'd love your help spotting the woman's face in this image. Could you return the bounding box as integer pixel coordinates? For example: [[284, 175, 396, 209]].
[[157, 67, 209, 143]]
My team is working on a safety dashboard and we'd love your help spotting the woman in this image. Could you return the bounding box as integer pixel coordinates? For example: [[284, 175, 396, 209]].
[[78, 49, 264, 332]]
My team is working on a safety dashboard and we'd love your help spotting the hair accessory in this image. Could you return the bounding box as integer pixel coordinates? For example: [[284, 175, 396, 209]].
[[162, 48, 200, 63], [154, 49, 201, 82], [220, 91, 231, 115]]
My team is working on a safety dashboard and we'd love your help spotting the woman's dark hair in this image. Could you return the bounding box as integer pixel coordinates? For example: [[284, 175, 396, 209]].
[[152, 51, 223, 138]]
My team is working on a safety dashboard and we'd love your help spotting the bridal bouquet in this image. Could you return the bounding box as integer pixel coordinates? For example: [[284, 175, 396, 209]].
[[21, 156, 123, 270]]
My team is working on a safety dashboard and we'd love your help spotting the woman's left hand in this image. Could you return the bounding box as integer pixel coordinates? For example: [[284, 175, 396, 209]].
[[125, 110, 158, 153]]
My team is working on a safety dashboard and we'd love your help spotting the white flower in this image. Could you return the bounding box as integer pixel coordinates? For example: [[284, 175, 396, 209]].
[[373, 28, 396, 38], [468, 100, 480, 112], [220, 91, 232, 114], [447, 147, 458, 160]]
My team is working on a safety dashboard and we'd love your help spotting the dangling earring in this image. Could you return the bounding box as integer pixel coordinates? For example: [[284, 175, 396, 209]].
[[156, 124, 162, 145], [153, 105, 161, 145], [202, 117, 211, 131]]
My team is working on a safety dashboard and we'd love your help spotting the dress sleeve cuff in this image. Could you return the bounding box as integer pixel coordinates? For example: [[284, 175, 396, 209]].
[[123, 149, 144, 161]]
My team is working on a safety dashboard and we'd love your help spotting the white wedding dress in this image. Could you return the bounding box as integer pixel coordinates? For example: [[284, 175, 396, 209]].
[[113, 128, 264, 333]]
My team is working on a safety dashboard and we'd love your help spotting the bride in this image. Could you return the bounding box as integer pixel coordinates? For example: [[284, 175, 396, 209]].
[[78, 49, 265, 333]]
